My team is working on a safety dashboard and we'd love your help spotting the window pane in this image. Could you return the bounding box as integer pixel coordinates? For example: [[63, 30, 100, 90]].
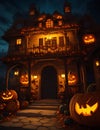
[[16, 38, 22, 45], [46, 19, 53, 28], [59, 36, 64, 47], [52, 37, 57, 49], [39, 38, 43, 47]]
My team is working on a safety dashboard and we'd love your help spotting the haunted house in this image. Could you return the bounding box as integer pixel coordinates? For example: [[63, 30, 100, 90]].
[[2, 2, 100, 100]]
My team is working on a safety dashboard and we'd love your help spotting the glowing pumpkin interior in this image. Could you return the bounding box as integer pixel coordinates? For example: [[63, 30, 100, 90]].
[[75, 102, 98, 116], [83, 34, 95, 44], [2, 90, 13, 100], [68, 72, 78, 85], [20, 74, 29, 85]]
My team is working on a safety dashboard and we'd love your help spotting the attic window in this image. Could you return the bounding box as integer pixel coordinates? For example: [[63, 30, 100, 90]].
[[29, 10, 35, 15], [65, 7, 71, 13], [46, 19, 53, 28], [16, 38, 22, 45]]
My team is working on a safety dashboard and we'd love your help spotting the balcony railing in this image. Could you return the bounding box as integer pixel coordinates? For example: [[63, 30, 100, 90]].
[[8, 45, 80, 57]]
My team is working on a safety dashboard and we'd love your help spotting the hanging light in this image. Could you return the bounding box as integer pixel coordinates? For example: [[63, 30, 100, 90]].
[[95, 60, 100, 67], [14, 70, 19, 76], [61, 74, 65, 78]]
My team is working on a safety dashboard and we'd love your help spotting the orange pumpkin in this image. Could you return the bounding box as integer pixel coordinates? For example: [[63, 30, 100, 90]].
[[5, 100, 20, 113], [83, 34, 95, 44], [69, 92, 100, 126], [68, 72, 78, 85], [0, 90, 18, 102], [20, 74, 29, 85]]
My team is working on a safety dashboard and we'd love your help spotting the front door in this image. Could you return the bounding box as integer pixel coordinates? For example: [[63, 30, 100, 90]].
[[41, 66, 58, 99]]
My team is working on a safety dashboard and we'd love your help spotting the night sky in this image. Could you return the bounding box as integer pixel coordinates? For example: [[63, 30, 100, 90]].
[[0, 0, 100, 54]]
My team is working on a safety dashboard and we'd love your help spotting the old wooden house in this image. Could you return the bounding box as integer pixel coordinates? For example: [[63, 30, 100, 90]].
[[2, 2, 100, 101]]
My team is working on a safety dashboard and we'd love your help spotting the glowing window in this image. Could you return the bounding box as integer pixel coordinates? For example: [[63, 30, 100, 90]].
[[57, 15, 62, 19], [16, 39, 22, 45], [39, 23, 42, 28], [58, 20, 62, 26], [29, 10, 35, 16], [46, 19, 53, 28], [65, 7, 71, 13]]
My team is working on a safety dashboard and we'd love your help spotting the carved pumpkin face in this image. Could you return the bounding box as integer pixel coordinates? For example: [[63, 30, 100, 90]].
[[83, 34, 95, 44], [1, 90, 18, 102], [68, 72, 78, 85], [69, 92, 100, 126], [20, 74, 29, 85], [75, 102, 98, 116]]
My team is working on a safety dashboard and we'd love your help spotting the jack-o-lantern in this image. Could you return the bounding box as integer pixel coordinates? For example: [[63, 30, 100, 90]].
[[83, 34, 95, 44], [0, 90, 18, 102], [69, 92, 100, 126], [68, 72, 78, 85], [20, 74, 29, 85]]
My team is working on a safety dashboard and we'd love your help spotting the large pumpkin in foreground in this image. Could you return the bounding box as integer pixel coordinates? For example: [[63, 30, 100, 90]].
[[69, 92, 100, 126]]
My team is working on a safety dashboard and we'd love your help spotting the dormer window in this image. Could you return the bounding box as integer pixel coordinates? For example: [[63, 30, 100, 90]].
[[46, 19, 53, 28], [64, 1, 71, 13], [57, 15, 62, 19], [65, 7, 71, 13], [16, 38, 22, 45], [29, 10, 35, 16]]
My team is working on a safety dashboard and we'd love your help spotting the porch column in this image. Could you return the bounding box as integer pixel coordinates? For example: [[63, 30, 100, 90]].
[[63, 58, 70, 98], [28, 59, 32, 100]]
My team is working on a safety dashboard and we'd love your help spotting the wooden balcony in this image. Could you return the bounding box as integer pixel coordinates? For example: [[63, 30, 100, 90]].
[[2, 46, 82, 63]]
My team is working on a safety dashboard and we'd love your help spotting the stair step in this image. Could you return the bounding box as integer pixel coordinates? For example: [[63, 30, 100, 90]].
[[32, 99, 60, 106], [17, 109, 57, 117], [28, 105, 58, 110], [16, 99, 60, 118]]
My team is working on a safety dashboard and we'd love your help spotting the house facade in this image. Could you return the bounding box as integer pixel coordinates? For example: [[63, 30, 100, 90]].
[[2, 2, 100, 100]]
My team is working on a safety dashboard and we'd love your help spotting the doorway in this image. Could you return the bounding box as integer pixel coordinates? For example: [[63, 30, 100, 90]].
[[41, 66, 58, 99]]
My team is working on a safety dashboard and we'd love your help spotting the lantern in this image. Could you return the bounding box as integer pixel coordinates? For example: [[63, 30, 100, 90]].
[[83, 34, 95, 44], [69, 92, 100, 126], [20, 74, 29, 85], [0, 90, 18, 102], [68, 72, 78, 85]]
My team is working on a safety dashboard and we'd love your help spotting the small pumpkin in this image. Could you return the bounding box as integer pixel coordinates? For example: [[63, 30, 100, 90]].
[[69, 92, 100, 126], [59, 104, 67, 114], [68, 72, 78, 85], [5, 100, 20, 114], [0, 89, 18, 102]]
